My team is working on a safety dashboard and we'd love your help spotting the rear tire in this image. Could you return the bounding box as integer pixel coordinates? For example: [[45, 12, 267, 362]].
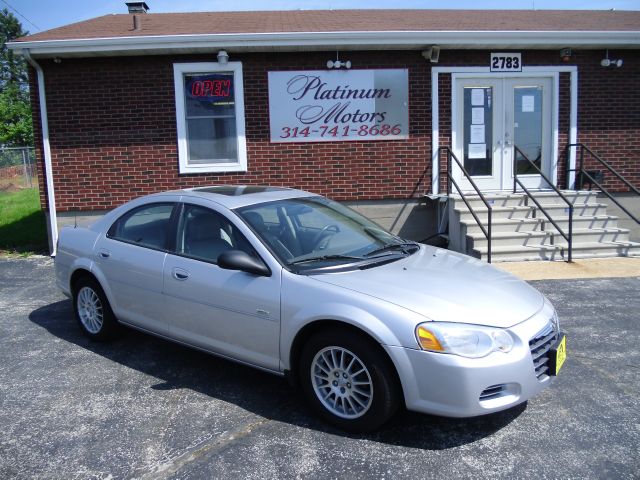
[[72, 276, 120, 341], [299, 328, 400, 432]]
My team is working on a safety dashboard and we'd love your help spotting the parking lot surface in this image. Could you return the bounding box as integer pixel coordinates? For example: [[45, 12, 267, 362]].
[[1, 256, 638, 479]]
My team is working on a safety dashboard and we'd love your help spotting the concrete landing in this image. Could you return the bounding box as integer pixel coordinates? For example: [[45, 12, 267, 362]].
[[496, 256, 640, 281]]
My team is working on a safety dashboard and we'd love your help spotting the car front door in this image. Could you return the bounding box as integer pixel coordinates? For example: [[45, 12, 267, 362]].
[[162, 202, 281, 371]]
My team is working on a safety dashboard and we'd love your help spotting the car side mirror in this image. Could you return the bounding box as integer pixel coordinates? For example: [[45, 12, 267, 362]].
[[217, 250, 271, 277]]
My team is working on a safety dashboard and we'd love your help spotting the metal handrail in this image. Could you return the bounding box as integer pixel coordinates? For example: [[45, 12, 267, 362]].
[[567, 143, 639, 224], [513, 145, 574, 262], [440, 147, 492, 263]]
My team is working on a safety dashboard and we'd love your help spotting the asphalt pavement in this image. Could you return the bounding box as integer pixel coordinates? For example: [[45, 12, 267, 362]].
[[0, 256, 638, 479]]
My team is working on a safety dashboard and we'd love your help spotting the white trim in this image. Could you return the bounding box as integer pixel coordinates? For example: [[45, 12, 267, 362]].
[[431, 68, 439, 194], [431, 65, 578, 193], [8, 30, 640, 56], [568, 70, 579, 188], [173, 62, 247, 174], [551, 73, 560, 187], [450, 73, 458, 186], [23, 50, 58, 256]]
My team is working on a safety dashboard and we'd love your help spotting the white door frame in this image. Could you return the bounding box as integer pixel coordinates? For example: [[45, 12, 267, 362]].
[[431, 66, 578, 194]]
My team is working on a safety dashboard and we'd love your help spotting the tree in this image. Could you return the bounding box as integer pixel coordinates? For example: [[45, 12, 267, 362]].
[[0, 85, 32, 145], [0, 8, 31, 146]]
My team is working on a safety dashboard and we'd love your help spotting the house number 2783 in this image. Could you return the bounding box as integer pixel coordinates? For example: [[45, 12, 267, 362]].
[[490, 53, 522, 72]]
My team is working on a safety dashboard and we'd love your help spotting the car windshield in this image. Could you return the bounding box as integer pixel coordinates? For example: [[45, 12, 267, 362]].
[[236, 196, 419, 270]]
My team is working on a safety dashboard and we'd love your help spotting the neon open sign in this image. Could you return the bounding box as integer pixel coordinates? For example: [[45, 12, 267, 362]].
[[191, 79, 231, 98], [186, 74, 234, 102]]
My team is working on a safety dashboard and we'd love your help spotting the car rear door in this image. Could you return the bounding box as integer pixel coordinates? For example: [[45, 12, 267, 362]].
[[93, 201, 178, 335], [162, 201, 281, 371]]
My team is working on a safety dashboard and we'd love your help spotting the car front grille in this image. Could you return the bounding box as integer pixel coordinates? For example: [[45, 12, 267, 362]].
[[529, 322, 558, 380]]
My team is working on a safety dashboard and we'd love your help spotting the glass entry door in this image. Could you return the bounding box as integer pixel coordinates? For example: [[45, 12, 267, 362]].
[[453, 76, 553, 191]]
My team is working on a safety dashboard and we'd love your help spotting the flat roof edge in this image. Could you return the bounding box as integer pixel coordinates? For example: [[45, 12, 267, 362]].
[[8, 30, 640, 56]]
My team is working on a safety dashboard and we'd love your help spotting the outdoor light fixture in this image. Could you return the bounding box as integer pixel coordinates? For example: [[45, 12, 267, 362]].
[[560, 48, 572, 62], [601, 50, 623, 68], [217, 50, 229, 65], [326, 52, 351, 69], [422, 46, 440, 63]]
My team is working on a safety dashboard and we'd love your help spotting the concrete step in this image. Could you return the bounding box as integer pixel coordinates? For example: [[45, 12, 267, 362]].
[[472, 240, 640, 262], [468, 228, 631, 250], [462, 215, 620, 235], [449, 190, 599, 210], [456, 203, 609, 222], [447, 189, 640, 262], [455, 205, 533, 221], [529, 190, 600, 206]]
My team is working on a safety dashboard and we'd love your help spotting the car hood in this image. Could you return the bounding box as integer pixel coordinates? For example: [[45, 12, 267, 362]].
[[311, 246, 544, 328]]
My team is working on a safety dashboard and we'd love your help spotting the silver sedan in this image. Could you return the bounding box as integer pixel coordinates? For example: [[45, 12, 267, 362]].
[[55, 186, 566, 432]]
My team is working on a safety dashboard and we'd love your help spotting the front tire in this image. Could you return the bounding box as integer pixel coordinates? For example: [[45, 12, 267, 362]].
[[73, 276, 120, 341], [300, 329, 400, 432]]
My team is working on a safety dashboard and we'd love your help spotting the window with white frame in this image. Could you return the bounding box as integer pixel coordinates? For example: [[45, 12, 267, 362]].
[[173, 62, 247, 173]]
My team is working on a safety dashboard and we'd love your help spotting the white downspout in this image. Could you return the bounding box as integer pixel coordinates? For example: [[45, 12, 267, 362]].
[[23, 49, 58, 256]]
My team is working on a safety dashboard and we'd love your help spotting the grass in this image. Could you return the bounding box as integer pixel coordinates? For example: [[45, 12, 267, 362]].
[[0, 188, 48, 254]]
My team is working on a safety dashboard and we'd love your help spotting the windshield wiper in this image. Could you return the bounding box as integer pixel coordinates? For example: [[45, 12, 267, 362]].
[[364, 242, 420, 257], [288, 254, 364, 266]]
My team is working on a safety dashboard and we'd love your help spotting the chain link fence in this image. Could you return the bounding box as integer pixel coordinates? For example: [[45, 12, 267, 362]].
[[0, 147, 37, 190]]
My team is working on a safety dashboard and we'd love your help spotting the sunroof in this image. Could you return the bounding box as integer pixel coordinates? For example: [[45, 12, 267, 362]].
[[193, 186, 289, 196]]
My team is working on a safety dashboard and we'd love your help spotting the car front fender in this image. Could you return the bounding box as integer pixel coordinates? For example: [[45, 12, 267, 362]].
[[279, 272, 425, 371]]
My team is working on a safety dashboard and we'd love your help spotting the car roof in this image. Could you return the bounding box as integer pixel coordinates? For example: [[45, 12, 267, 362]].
[[153, 185, 318, 209]]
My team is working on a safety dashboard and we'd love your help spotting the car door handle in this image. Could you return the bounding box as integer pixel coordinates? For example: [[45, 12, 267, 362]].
[[172, 268, 190, 280], [99, 250, 110, 258]]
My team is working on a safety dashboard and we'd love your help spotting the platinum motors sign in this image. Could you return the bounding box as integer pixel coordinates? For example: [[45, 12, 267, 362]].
[[268, 69, 409, 143]]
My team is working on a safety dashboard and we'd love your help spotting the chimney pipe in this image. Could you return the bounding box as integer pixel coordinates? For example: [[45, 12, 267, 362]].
[[126, 2, 149, 14]]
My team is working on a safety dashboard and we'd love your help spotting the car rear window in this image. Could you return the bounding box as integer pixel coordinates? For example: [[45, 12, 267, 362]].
[[107, 203, 174, 250]]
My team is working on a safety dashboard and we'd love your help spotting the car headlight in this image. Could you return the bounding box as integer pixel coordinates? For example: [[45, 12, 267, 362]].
[[415, 322, 514, 358]]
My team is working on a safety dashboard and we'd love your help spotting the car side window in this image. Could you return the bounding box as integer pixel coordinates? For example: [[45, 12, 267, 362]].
[[107, 203, 174, 250], [176, 204, 257, 263]]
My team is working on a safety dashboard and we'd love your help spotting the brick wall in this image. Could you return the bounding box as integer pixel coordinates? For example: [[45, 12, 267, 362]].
[[31, 51, 430, 211], [29, 48, 638, 211], [572, 50, 640, 190]]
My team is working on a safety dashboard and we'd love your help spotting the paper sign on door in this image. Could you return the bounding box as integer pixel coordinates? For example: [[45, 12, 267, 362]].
[[522, 95, 535, 112], [471, 89, 485, 106], [468, 144, 486, 159], [472, 108, 485, 124], [470, 125, 485, 144]]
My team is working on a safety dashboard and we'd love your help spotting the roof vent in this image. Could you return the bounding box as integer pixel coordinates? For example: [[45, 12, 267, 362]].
[[126, 2, 149, 14]]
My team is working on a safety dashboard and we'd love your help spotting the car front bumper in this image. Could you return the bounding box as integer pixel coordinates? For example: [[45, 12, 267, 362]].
[[385, 303, 560, 418]]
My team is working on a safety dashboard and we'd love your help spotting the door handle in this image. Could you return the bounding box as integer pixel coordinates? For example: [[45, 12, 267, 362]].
[[99, 250, 110, 258], [172, 268, 190, 280]]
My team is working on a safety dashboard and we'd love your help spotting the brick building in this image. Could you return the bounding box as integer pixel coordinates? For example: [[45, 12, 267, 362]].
[[8, 6, 640, 257]]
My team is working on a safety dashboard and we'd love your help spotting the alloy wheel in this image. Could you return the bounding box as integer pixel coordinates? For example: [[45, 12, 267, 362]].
[[310, 346, 374, 419], [77, 286, 104, 334]]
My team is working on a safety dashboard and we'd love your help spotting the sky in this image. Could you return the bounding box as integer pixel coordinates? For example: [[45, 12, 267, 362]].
[[5, 0, 640, 34]]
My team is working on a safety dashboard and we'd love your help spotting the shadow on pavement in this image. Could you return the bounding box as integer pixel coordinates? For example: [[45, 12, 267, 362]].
[[29, 299, 525, 449]]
